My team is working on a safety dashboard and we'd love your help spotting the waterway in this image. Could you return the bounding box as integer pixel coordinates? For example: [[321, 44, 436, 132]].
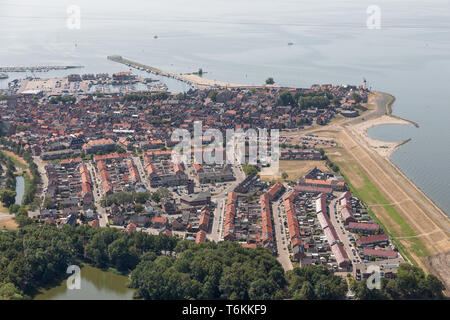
[[34, 265, 135, 300], [0, 0, 449, 214], [14, 175, 24, 205]]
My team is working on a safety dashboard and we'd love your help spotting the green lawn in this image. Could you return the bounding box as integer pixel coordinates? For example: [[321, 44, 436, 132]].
[[334, 157, 428, 265]]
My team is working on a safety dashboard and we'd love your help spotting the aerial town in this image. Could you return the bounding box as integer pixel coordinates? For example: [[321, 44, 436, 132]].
[[0, 71, 408, 285]]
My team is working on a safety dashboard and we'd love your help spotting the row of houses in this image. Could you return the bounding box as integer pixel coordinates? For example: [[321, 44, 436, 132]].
[[315, 193, 351, 269]]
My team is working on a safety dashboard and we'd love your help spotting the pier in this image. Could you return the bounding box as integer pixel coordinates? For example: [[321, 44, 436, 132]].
[[107, 55, 269, 89]]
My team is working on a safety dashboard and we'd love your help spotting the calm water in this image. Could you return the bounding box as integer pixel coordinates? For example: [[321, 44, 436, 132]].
[[14, 175, 24, 205], [34, 265, 135, 300], [0, 0, 449, 214]]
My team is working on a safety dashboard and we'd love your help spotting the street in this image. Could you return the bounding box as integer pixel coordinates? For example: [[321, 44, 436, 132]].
[[272, 194, 293, 271], [328, 195, 361, 265], [86, 162, 109, 227]]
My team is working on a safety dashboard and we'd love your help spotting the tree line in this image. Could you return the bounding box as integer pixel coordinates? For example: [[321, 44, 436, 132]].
[[0, 221, 445, 300]]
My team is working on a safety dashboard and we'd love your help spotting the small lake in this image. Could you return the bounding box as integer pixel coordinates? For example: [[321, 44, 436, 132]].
[[34, 265, 136, 300], [14, 176, 24, 205]]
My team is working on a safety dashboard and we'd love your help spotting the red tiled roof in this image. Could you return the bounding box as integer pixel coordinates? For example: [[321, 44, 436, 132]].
[[363, 248, 398, 258], [349, 222, 380, 231]]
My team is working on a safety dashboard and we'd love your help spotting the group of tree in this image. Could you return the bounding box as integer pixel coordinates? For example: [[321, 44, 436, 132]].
[[351, 264, 445, 300], [0, 138, 41, 208], [242, 164, 259, 177], [265, 77, 275, 85], [123, 92, 169, 102], [0, 223, 178, 299], [351, 92, 363, 103], [49, 95, 76, 105], [207, 90, 218, 102], [130, 241, 287, 300], [0, 152, 16, 191], [285, 265, 348, 300], [99, 189, 170, 208], [0, 189, 16, 208], [100, 191, 150, 207], [277, 90, 332, 110], [0, 221, 446, 300], [321, 153, 340, 173]]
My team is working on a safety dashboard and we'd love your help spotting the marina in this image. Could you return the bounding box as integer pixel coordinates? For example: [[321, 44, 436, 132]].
[[13, 72, 167, 96], [0, 66, 83, 73]]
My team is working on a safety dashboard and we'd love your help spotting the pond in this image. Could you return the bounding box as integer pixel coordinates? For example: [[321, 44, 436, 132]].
[[34, 265, 136, 300]]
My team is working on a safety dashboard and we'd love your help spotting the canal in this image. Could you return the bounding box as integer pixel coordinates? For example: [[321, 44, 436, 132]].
[[34, 265, 136, 300], [14, 175, 24, 205]]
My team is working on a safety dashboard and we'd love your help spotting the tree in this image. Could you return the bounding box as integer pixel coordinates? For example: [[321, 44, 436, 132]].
[[43, 197, 55, 209], [281, 172, 289, 180], [278, 91, 295, 106], [135, 192, 150, 204], [294, 281, 314, 300], [0, 189, 16, 208], [151, 192, 160, 203], [351, 263, 445, 300], [108, 237, 139, 272], [351, 92, 362, 103], [8, 204, 21, 214], [248, 279, 277, 300], [265, 77, 275, 85], [135, 203, 144, 214], [242, 165, 258, 176], [0, 283, 25, 300], [286, 265, 347, 300], [207, 90, 218, 102], [155, 188, 171, 202]]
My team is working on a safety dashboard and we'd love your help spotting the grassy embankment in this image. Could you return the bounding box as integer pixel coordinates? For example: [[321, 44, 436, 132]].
[[326, 147, 428, 267]]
